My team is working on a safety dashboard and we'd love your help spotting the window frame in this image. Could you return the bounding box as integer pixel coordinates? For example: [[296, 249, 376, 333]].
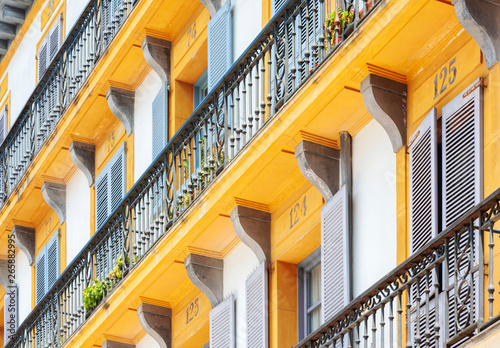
[[193, 70, 208, 109], [298, 247, 321, 341]]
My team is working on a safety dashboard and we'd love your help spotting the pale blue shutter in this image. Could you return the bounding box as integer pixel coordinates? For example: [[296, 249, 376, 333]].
[[207, 0, 233, 91], [109, 144, 126, 211], [38, 39, 48, 81], [152, 82, 169, 159], [273, 0, 287, 14], [210, 295, 235, 348], [246, 262, 268, 348], [95, 167, 109, 230], [321, 186, 349, 322], [48, 19, 62, 62], [46, 230, 60, 291], [0, 107, 6, 144], [35, 247, 47, 304]]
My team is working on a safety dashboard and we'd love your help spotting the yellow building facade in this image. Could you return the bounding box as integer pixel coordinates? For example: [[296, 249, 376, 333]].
[[0, 0, 498, 347]]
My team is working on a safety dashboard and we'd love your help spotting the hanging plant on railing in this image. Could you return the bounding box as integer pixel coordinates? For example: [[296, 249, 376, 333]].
[[324, 7, 354, 50], [83, 279, 107, 311]]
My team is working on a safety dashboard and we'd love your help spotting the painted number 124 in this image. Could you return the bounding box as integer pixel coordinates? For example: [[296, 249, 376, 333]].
[[290, 196, 307, 229], [434, 57, 457, 99]]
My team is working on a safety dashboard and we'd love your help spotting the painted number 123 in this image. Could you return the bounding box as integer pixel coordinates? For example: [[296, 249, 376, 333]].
[[434, 57, 457, 99]]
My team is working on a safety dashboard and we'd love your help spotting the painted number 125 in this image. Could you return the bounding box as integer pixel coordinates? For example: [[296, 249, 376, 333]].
[[434, 57, 457, 99]]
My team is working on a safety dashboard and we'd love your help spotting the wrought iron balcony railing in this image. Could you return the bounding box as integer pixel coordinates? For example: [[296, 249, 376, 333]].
[[5, 0, 378, 346], [295, 188, 500, 348], [0, 0, 138, 205]]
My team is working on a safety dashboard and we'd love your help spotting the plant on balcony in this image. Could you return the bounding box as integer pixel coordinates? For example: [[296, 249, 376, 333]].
[[83, 279, 107, 311], [324, 7, 354, 49]]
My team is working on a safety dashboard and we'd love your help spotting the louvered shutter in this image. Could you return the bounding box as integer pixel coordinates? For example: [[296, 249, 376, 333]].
[[442, 78, 483, 228], [102, 0, 111, 43], [152, 82, 169, 159], [442, 79, 482, 343], [109, 145, 126, 211], [38, 39, 48, 82], [321, 186, 349, 322], [95, 167, 109, 230], [273, 0, 287, 14], [210, 295, 235, 348], [46, 230, 60, 291], [410, 108, 438, 254], [0, 106, 6, 144], [48, 19, 62, 62], [207, 0, 233, 91], [245, 262, 268, 348], [411, 296, 440, 348], [35, 247, 47, 304]]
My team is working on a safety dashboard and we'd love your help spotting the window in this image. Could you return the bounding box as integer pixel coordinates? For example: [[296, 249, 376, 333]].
[[37, 17, 62, 82], [193, 70, 208, 109], [95, 142, 127, 230], [207, 0, 232, 91], [298, 248, 321, 340], [35, 230, 60, 304]]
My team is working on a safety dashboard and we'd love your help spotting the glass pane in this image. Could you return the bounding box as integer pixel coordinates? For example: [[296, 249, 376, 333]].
[[307, 263, 321, 307], [307, 306, 321, 334]]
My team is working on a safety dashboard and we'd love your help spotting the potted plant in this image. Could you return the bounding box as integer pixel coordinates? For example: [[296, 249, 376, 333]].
[[324, 7, 354, 48]]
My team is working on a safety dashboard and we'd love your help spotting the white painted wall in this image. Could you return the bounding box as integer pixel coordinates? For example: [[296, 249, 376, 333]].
[[66, 170, 91, 265], [352, 120, 397, 297], [223, 243, 260, 347], [231, 0, 262, 61], [65, 0, 89, 35], [133, 70, 162, 182], [136, 333, 160, 348], [15, 249, 32, 325]]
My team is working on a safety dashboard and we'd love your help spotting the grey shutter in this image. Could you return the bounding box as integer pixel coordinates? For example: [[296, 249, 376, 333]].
[[35, 247, 47, 304], [46, 230, 60, 291], [321, 186, 349, 322], [442, 78, 483, 228], [210, 295, 235, 348], [0, 107, 6, 144], [38, 39, 48, 81], [411, 296, 439, 348], [95, 166, 109, 230], [409, 108, 438, 254], [273, 0, 287, 14], [109, 144, 126, 211], [152, 82, 169, 159], [207, 0, 232, 91], [48, 19, 62, 62], [245, 262, 268, 348]]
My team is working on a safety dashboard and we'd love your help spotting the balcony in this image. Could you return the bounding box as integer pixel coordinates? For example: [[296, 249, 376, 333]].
[[1, 0, 401, 346]]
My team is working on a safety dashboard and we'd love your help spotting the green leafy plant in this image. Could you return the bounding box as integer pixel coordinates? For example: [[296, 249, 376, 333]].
[[324, 7, 354, 48], [83, 279, 107, 311]]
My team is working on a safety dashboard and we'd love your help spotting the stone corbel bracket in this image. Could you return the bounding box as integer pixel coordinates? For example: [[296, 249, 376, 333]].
[[41, 181, 66, 224], [106, 86, 135, 136], [360, 74, 407, 153], [230, 205, 271, 264], [199, 0, 226, 17], [69, 141, 95, 186], [184, 254, 223, 308], [11, 225, 35, 266], [453, 0, 500, 69], [137, 303, 172, 348], [101, 341, 135, 348], [142, 36, 171, 84], [295, 140, 340, 202]]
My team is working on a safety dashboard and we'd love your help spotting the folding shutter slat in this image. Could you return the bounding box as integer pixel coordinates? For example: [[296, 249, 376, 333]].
[[245, 262, 268, 348], [95, 170, 109, 230], [321, 186, 349, 322], [409, 108, 438, 254], [207, 0, 233, 91], [210, 295, 235, 348], [442, 78, 483, 228], [38, 40, 48, 81], [109, 144, 126, 211], [152, 82, 169, 159], [35, 248, 47, 304], [46, 230, 60, 291], [49, 20, 62, 61]]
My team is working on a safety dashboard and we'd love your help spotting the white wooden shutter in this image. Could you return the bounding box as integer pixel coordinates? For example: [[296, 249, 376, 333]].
[[48, 19, 62, 62], [46, 230, 60, 291], [35, 247, 47, 304], [409, 108, 438, 254], [321, 186, 349, 322], [109, 143, 126, 211], [245, 262, 268, 348], [37, 38, 48, 82], [210, 295, 235, 348], [411, 296, 440, 348], [152, 82, 169, 159], [0, 106, 7, 144], [207, 0, 232, 91], [442, 78, 483, 228]]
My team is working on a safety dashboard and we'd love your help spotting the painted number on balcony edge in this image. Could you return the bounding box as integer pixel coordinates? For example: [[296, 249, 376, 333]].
[[186, 298, 199, 325], [290, 195, 307, 229], [107, 131, 116, 153], [434, 57, 457, 99], [187, 22, 196, 48]]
